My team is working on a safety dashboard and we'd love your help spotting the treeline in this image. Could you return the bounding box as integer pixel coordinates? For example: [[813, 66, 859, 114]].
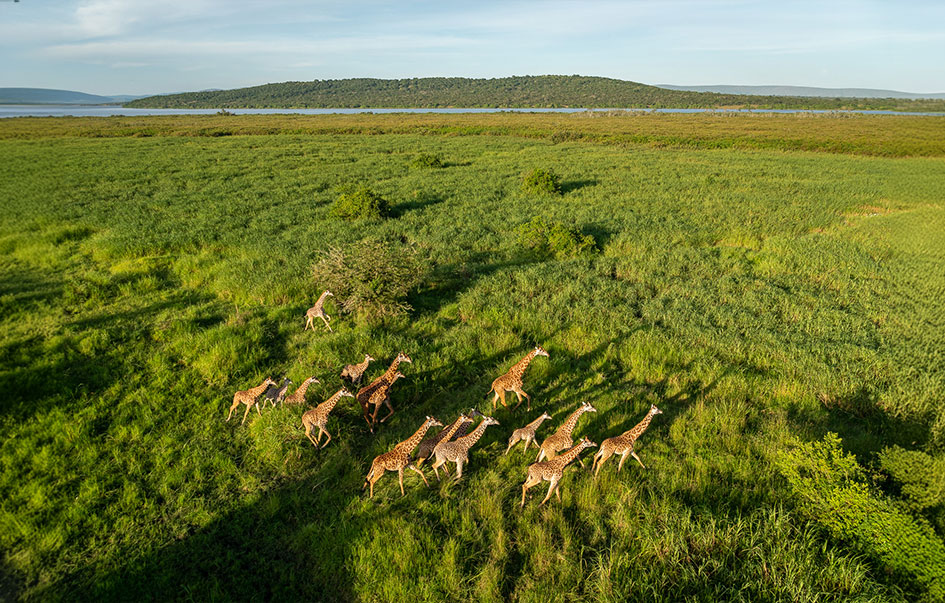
[[125, 75, 945, 111]]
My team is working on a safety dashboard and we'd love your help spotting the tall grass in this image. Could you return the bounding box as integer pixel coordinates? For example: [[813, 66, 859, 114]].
[[0, 115, 943, 600]]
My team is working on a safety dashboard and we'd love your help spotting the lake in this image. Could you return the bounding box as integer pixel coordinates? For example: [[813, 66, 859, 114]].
[[2, 105, 944, 118]]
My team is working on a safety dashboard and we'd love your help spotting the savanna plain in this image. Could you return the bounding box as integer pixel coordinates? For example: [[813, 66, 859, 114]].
[[1, 112, 944, 601]]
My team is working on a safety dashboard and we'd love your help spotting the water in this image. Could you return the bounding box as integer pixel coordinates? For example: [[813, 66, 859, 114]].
[[2, 105, 943, 118]]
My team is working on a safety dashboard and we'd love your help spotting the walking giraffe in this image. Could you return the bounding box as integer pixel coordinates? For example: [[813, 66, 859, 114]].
[[593, 404, 663, 475], [487, 346, 549, 411], [304, 290, 333, 332], [414, 412, 473, 466], [363, 416, 443, 498], [505, 412, 553, 454], [357, 351, 411, 429], [282, 376, 320, 406], [536, 402, 597, 465], [430, 415, 500, 482], [367, 371, 407, 428], [226, 377, 277, 425], [521, 437, 597, 507], [301, 387, 356, 449], [341, 354, 375, 385]]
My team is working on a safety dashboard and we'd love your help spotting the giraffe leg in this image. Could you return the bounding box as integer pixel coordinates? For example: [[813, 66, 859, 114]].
[[379, 397, 395, 423], [241, 403, 252, 425], [397, 468, 406, 496], [453, 460, 464, 482], [226, 400, 240, 421], [304, 316, 313, 331], [320, 315, 332, 332], [540, 477, 559, 506], [505, 435, 519, 455], [555, 484, 561, 501], [631, 451, 646, 469], [521, 474, 541, 507], [408, 464, 429, 487], [512, 387, 531, 411], [319, 427, 332, 449], [536, 448, 546, 462], [594, 449, 615, 477], [497, 389, 508, 409], [431, 455, 443, 481], [491, 391, 500, 412], [304, 423, 319, 447]]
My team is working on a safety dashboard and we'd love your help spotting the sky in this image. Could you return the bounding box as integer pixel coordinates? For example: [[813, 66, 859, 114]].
[[1, 0, 943, 96]]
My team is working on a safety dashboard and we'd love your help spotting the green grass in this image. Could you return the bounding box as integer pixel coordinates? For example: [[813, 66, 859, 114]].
[[1, 114, 944, 601]]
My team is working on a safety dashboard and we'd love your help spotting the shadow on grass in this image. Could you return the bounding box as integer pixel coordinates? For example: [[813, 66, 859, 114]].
[[390, 193, 445, 217], [560, 179, 598, 194]]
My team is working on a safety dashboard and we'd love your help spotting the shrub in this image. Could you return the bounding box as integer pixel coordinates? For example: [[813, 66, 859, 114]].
[[521, 168, 562, 196], [776, 433, 945, 599], [330, 186, 389, 221], [312, 240, 424, 321], [516, 217, 596, 259], [878, 446, 945, 512], [411, 153, 444, 169]]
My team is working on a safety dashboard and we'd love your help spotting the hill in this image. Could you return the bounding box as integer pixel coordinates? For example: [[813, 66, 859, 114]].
[[0, 87, 136, 105], [658, 84, 945, 100], [124, 75, 945, 111]]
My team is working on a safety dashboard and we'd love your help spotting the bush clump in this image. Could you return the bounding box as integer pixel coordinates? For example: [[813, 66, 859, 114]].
[[411, 153, 444, 169], [312, 240, 424, 321], [878, 446, 945, 513], [330, 186, 389, 221], [521, 168, 562, 196], [516, 217, 596, 259]]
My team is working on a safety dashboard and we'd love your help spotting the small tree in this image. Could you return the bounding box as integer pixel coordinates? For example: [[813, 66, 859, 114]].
[[521, 168, 562, 196], [411, 153, 444, 169], [516, 216, 596, 259], [330, 186, 389, 221]]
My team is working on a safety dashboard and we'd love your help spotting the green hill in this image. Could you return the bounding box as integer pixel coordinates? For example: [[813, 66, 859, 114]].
[[124, 75, 945, 111]]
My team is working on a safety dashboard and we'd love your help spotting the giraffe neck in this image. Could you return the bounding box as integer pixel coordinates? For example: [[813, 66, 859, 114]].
[[555, 441, 591, 467], [526, 415, 549, 430], [322, 389, 346, 413], [511, 350, 538, 379], [247, 381, 271, 397], [456, 421, 491, 449], [556, 407, 588, 438], [626, 412, 656, 441], [295, 378, 315, 398], [435, 416, 467, 444], [383, 358, 403, 382], [398, 421, 435, 453]]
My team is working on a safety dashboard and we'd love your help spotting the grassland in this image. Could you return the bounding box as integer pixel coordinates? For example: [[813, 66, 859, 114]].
[[1, 113, 944, 601]]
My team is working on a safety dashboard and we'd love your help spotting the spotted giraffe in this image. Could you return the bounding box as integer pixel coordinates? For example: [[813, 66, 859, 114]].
[[226, 377, 277, 425], [536, 401, 597, 464], [430, 415, 500, 481], [304, 290, 333, 332], [367, 371, 407, 427], [262, 375, 293, 409], [593, 404, 662, 476], [505, 412, 553, 455], [357, 351, 412, 430], [301, 387, 356, 449], [282, 376, 320, 406], [341, 354, 375, 385], [363, 416, 443, 498], [521, 437, 597, 507], [487, 346, 549, 411], [414, 412, 473, 466]]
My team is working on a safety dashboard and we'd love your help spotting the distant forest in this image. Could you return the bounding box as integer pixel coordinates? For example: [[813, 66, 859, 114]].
[[125, 75, 945, 111]]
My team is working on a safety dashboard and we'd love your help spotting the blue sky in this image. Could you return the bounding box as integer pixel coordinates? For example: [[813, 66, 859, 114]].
[[1, 0, 943, 95]]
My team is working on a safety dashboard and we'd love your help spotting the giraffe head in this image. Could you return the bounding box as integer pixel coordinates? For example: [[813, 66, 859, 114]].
[[578, 436, 598, 448], [480, 415, 501, 427], [650, 404, 663, 415], [264, 376, 277, 387], [457, 413, 474, 424], [324, 290, 333, 297], [425, 415, 444, 428], [539, 412, 552, 421], [534, 346, 549, 357], [339, 386, 355, 398], [396, 351, 413, 364], [305, 376, 320, 385], [280, 376, 293, 385], [580, 401, 597, 413], [469, 407, 486, 419], [391, 371, 407, 383], [365, 354, 375, 362]]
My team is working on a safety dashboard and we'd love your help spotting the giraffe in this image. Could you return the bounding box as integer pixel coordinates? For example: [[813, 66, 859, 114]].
[[536, 401, 597, 465], [357, 351, 412, 429], [226, 377, 277, 425], [262, 375, 293, 409], [367, 371, 407, 428], [301, 387, 356, 449], [505, 412, 553, 455], [521, 437, 597, 507], [414, 412, 473, 466], [283, 376, 320, 406], [341, 354, 375, 385], [450, 408, 486, 439], [487, 346, 549, 411], [593, 404, 663, 476], [304, 290, 333, 332], [363, 416, 443, 498], [430, 416, 500, 481]]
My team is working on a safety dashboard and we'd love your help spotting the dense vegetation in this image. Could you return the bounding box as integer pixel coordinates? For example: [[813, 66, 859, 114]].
[[1, 113, 944, 601], [124, 75, 945, 112]]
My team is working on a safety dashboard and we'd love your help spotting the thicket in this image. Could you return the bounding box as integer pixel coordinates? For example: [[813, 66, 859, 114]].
[[777, 434, 945, 599], [410, 153, 444, 169], [311, 240, 424, 321], [330, 185, 389, 220], [521, 167, 562, 196], [516, 216, 596, 259]]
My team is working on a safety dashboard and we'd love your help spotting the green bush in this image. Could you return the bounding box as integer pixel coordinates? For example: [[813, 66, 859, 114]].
[[516, 216, 596, 259], [330, 185, 389, 220], [878, 446, 945, 513], [312, 240, 424, 321], [521, 168, 562, 196], [777, 433, 945, 599], [411, 153, 444, 169]]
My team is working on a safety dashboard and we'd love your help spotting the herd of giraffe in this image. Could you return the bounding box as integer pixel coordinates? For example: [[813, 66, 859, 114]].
[[227, 290, 663, 507]]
